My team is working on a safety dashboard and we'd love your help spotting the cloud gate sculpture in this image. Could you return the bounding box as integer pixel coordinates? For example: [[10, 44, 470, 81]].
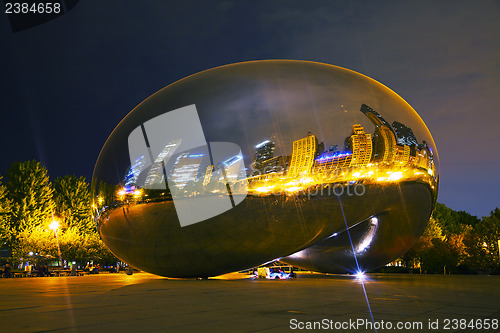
[[92, 60, 439, 277]]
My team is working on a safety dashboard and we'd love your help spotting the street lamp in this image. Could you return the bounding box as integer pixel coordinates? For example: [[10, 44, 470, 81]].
[[50, 218, 63, 267], [49, 219, 59, 232]]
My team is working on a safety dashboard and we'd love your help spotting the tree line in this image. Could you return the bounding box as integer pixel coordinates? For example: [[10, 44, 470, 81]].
[[0, 160, 116, 267], [398, 203, 500, 274]]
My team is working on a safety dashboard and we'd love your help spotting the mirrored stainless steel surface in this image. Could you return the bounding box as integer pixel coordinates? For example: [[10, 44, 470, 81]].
[[92, 60, 439, 277]]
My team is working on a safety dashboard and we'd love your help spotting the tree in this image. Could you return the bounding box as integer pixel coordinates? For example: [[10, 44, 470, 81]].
[[421, 238, 460, 274], [5, 161, 56, 262], [11, 226, 57, 263], [471, 208, 500, 270], [432, 202, 479, 236], [401, 217, 443, 269], [6, 160, 55, 234], [0, 176, 13, 249], [53, 175, 95, 234]]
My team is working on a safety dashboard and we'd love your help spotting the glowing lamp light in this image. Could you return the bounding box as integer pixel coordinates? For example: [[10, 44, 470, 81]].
[[285, 186, 304, 193], [388, 171, 403, 181], [49, 219, 59, 231], [356, 271, 366, 280]]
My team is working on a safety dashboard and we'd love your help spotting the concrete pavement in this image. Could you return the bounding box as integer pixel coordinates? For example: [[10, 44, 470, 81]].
[[0, 272, 499, 332]]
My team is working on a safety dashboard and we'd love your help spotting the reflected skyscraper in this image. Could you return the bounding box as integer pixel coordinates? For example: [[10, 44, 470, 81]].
[[288, 133, 317, 178], [360, 104, 397, 163], [252, 140, 275, 175], [348, 125, 372, 167], [392, 121, 418, 156]]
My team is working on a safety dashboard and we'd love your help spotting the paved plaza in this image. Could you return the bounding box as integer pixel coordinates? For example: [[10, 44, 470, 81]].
[[0, 272, 499, 332]]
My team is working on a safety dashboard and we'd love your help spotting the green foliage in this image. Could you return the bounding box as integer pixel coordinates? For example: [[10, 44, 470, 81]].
[[463, 208, 500, 270], [2, 161, 117, 265], [96, 180, 118, 207], [0, 176, 13, 247], [420, 238, 460, 274], [11, 227, 57, 262], [402, 204, 500, 274], [53, 175, 95, 234], [432, 202, 480, 236], [6, 160, 56, 233]]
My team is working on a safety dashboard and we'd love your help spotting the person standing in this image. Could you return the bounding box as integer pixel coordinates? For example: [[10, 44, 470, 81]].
[[3, 263, 11, 278]]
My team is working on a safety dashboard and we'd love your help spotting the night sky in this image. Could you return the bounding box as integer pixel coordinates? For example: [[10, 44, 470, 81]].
[[0, 1, 499, 217]]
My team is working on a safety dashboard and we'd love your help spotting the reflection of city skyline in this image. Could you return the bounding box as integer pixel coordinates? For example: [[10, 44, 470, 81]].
[[252, 104, 434, 175], [247, 104, 436, 195], [117, 103, 436, 201]]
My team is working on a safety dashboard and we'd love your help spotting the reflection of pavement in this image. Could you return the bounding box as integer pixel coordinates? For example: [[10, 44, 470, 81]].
[[1, 273, 499, 332]]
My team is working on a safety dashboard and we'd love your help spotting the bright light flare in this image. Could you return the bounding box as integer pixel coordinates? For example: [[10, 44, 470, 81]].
[[388, 171, 403, 181], [49, 219, 59, 231], [285, 186, 304, 193], [356, 271, 366, 280]]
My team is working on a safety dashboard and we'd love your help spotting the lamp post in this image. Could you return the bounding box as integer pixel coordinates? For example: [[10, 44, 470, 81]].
[[49, 219, 63, 267]]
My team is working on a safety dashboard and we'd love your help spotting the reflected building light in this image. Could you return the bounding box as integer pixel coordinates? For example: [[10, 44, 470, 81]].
[[170, 153, 203, 189], [287, 250, 306, 259], [145, 140, 181, 189], [203, 165, 213, 186], [255, 140, 271, 148], [223, 155, 242, 167], [288, 133, 317, 178], [355, 217, 379, 253], [124, 156, 146, 190], [387, 171, 403, 181]]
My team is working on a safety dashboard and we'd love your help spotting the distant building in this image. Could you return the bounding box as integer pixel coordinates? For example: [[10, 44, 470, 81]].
[[416, 141, 432, 170], [348, 124, 373, 167], [258, 155, 291, 175], [252, 140, 275, 175], [313, 124, 371, 176], [169, 153, 204, 189], [124, 156, 146, 190], [144, 139, 181, 189], [393, 144, 410, 165], [288, 133, 318, 178], [392, 121, 418, 156], [360, 104, 396, 163], [313, 152, 352, 177], [360, 104, 395, 133]]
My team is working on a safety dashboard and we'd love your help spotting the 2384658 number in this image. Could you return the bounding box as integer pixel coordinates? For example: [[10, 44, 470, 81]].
[[443, 318, 498, 330], [5, 2, 61, 14]]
